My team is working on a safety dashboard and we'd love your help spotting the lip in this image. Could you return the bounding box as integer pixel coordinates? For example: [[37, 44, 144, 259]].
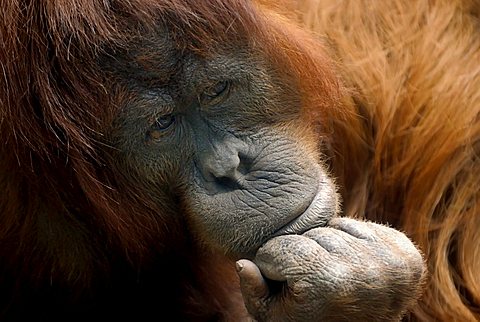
[[272, 175, 337, 236]]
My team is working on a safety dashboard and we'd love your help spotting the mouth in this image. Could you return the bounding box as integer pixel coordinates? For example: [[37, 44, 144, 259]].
[[272, 175, 337, 237]]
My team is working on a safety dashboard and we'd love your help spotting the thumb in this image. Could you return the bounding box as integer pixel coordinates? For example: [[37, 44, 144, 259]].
[[236, 259, 269, 315]]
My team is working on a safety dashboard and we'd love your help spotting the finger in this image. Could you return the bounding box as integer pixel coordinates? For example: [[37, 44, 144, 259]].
[[255, 235, 327, 282], [330, 217, 412, 244], [330, 217, 425, 262], [236, 259, 270, 314], [303, 226, 366, 255], [327, 217, 426, 284], [328, 217, 379, 241]]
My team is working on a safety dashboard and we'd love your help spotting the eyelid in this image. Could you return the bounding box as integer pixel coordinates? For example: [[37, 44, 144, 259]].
[[204, 81, 228, 97], [154, 114, 175, 130], [146, 107, 176, 140], [199, 80, 231, 106], [147, 114, 176, 140], [146, 104, 174, 124]]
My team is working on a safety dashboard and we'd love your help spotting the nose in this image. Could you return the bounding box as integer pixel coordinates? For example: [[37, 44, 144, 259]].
[[204, 150, 241, 179], [198, 136, 249, 189]]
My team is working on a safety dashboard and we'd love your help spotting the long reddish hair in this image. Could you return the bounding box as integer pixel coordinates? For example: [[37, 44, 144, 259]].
[[295, 0, 480, 320], [0, 0, 343, 287]]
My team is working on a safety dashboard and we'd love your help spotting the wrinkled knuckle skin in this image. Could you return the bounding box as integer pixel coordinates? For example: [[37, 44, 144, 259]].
[[246, 226, 426, 322]]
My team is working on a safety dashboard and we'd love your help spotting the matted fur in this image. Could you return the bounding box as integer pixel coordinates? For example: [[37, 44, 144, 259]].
[[290, 0, 480, 320]]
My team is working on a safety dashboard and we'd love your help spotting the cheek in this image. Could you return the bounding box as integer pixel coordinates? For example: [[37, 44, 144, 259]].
[[108, 130, 194, 189], [109, 116, 196, 187], [134, 148, 195, 188], [181, 126, 333, 257]]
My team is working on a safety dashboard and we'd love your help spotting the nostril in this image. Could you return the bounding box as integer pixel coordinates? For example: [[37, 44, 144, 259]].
[[201, 159, 244, 191], [215, 175, 241, 190], [198, 147, 252, 191], [237, 154, 252, 176]]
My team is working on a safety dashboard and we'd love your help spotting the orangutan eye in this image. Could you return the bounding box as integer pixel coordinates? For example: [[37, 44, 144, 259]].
[[200, 80, 230, 105], [148, 114, 175, 140], [153, 114, 175, 131]]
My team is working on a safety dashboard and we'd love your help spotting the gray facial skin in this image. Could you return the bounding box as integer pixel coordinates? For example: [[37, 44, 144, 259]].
[[105, 29, 425, 321], [108, 34, 336, 257]]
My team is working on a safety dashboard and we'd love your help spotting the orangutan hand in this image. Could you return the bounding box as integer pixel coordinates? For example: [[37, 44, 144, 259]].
[[237, 217, 426, 322]]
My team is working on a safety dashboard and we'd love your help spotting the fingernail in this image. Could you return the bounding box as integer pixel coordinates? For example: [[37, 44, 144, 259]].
[[235, 261, 244, 273]]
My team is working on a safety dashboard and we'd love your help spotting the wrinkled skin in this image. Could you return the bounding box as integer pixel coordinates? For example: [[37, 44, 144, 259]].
[[238, 218, 425, 321], [105, 26, 426, 321]]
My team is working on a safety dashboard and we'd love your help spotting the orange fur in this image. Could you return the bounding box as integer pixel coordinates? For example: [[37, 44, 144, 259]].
[[1, 0, 478, 320], [285, 1, 480, 320]]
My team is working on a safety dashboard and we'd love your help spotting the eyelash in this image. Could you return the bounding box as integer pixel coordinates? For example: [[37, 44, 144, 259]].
[[148, 113, 175, 140], [199, 80, 231, 105], [153, 114, 175, 131]]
